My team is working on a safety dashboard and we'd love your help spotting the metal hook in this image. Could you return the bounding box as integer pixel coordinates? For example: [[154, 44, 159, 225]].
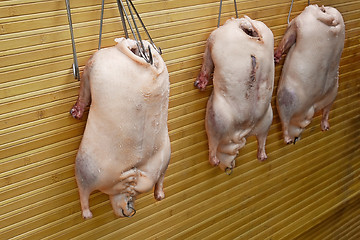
[[287, 0, 311, 25], [97, 0, 160, 63], [121, 206, 136, 218], [234, 0, 239, 18], [225, 167, 233, 175], [217, 0, 223, 28], [287, 0, 295, 25], [121, 199, 136, 217], [124, 0, 148, 60], [217, 0, 239, 28], [148, 45, 153, 65], [65, 0, 80, 81], [67, 0, 161, 81], [113, 0, 160, 64], [98, 0, 105, 50], [127, 0, 162, 55], [117, 0, 129, 39]]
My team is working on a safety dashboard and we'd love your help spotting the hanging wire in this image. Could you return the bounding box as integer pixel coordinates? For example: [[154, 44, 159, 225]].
[[287, 0, 295, 25], [106, 0, 161, 64], [117, 0, 129, 39], [117, 0, 152, 63], [65, 0, 80, 80], [218, 0, 239, 28], [217, 0, 239, 27], [66, 0, 161, 78], [98, 0, 105, 50], [125, 0, 149, 61], [127, 0, 162, 54], [287, 0, 311, 25], [234, 0, 239, 18], [217, 0, 223, 28]]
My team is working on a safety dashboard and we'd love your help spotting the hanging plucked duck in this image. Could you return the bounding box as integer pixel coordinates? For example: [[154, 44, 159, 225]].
[[65, 0, 170, 219]]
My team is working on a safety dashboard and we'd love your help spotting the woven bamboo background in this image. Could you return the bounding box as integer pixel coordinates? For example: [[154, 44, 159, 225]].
[[1, 0, 359, 239]]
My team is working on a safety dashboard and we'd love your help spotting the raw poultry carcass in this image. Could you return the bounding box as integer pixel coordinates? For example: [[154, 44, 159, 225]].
[[70, 38, 171, 219], [274, 5, 345, 144], [195, 16, 275, 172]]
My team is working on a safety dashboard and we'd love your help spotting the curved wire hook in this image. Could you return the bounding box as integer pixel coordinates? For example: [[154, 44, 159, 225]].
[[287, 0, 311, 25], [218, 0, 239, 28], [287, 0, 295, 25], [225, 167, 234, 175], [127, 0, 162, 55], [234, 0, 239, 19], [96, 0, 160, 64], [121, 199, 136, 217], [65, 0, 80, 81], [217, 0, 223, 28], [98, 0, 105, 50], [121, 206, 136, 218]]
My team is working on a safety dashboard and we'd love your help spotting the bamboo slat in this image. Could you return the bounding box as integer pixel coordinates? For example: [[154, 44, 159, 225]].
[[1, 0, 359, 239]]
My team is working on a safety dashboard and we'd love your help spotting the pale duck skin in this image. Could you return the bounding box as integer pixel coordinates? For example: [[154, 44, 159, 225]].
[[195, 16, 275, 171], [71, 38, 171, 219], [274, 5, 345, 144]]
